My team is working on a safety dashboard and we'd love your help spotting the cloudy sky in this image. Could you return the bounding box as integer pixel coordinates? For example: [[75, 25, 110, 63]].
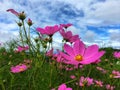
[[0, 0, 120, 49]]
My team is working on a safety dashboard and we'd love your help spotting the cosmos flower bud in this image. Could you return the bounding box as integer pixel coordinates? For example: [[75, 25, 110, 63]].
[[17, 21, 22, 27], [27, 18, 33, 26]]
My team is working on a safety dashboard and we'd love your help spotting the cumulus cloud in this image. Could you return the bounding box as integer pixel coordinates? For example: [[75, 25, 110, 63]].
[[0, 0, 120, 49], [108, 29, 120, 42]]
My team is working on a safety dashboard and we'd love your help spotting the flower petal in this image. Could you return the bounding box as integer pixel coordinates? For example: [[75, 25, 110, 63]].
[[64, 44, 75, 58], [58, 84, 66, 90], [73, 40, 85, 56], [80, 51, 105, 64], [84, 45, 99, 59]]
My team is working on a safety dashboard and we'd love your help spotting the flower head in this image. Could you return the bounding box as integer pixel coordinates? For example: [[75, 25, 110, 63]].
[[60, 29, 80, 43], [106, 84, 115, 90], [36, 25, 60, 37], [15, 46, 29, 52], [11, 64, 28, 73], [79, 76, 94, 87], [60, 23, 72, 29], [94, 80, 103, 87], [113, 51, 120, 59], [58, 84, 72, 90], [61, 40, 105, 65], [110, 70, 120, 78]]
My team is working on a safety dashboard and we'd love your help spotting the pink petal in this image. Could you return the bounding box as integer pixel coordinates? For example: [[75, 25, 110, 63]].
[[80, 51, 105, 64], [84, 45, 99, 59], [73, 40, 85, 56], [60, 52, 73, 61], [66, 31, 72, 39], [66, 88, 72, 90], [58, 84, 66, 90], [64, 44, 75, 58], [36, 27, 46, 34], [7, 9, 19, 16]]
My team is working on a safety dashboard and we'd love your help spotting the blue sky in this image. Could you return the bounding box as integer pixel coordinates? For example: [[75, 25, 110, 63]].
[[0, 0, 120, 49]]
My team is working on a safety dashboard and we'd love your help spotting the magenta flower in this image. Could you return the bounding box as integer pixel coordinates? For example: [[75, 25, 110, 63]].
[[94, 80, 103, 87], [46, 48, 53, 57], [36, 25, 60, 36], [113, 51, 120, 59], [60, 29, 80, 43], [11, 64, 28, 73], [106, 84, 115, 90], [15, 46, 29, 52], [79, 76, 94, 87], [110, 70, 120, 78], [60, 40, 105, 65], [70, 75, 76, 79], [58, 84, 72, 90], [60, 23, 72, 29]]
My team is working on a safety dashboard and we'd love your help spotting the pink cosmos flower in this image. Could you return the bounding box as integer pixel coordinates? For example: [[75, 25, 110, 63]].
[[36, 25, 60, 36], [106, 84, 115, 90], [110, 70, 120, 78], [70, 75, 76, 79], [58, 84, 72, 90], [60, 29, 80, 43], [11, 64, 28, 73], [46, 48, 54, 57], [15, 46, 29, 52], [94, 80, 103, 87], [79, 76, 94, 87], [60, 40, 105, 65], [113, 51, 120, 59], [60, 23, 72, 29]]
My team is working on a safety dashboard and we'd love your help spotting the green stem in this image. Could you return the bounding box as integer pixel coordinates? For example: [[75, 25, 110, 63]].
[[87, 65, 92, 77], [0, 82, 5, 90], [19, 26, 24, 46], [28, 26, 30, 43], [22, 20, 29, 45], [49, 64, 53, 87]]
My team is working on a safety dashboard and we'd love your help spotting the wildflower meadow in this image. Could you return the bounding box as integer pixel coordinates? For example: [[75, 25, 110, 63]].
[[0, 9, 120, 90]]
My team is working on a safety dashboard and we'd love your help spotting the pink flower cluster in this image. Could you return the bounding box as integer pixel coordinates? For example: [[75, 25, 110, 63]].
[[11, 64, 28, 73], [58, 84, 72, 90], [15, 46, 29, 52], [79, 76, 94, 87], [113, 51, 120, 59], [106, 84, 115, 90], [110, 70, 120, 78]]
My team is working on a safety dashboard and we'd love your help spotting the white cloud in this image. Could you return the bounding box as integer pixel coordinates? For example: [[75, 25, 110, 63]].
[[88, 0, 120, 25], [0, 0, 120, 49]]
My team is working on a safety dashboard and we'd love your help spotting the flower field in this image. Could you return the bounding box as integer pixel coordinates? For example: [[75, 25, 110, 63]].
[[0, 9, 120, 90]]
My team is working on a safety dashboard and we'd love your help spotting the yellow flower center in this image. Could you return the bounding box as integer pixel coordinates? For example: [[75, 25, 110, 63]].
[[19, 68, 24, 71], [75, 55, 83, 61]]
